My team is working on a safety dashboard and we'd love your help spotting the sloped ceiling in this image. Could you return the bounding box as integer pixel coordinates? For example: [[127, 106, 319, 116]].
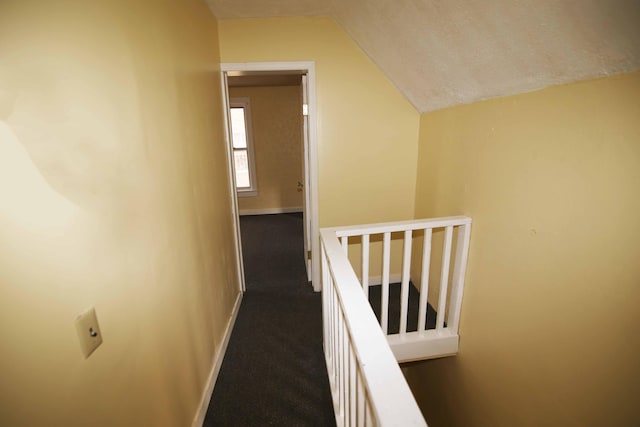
[[207, 0, 640, 113]]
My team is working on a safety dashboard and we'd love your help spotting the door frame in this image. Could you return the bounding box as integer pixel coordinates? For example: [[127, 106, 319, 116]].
[[220, 61, 320, 291]]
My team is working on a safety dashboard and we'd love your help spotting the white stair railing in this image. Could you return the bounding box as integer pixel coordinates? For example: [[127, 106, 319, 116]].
[[321, 229, 427, 427], [327, 216, 472, 363]]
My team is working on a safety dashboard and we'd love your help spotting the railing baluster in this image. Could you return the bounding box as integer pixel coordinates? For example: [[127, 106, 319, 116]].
[[400, 229, 412, 335], [332, 281, 338, 393], [362, 234, 370, 298], [329, 283, 335, 389], [344, 313, 350, 423], [336, 305, 342, 415], [341, 236, 348, 254], [339, 308, 345, 419], [341, 313, 348, 424], [447, 223, 472, 334], [323, 249, 332, 365], [357, 373, 365, 427], [366, 400, 374, 426], [381, 232, 391, 334], [324, 250, 332, 370], [436, 226, 454, 330], [418, 228, 432, 332], [331, 279, 338, 389], [321, 248, 327, 355], [349, 345, 356, 426]]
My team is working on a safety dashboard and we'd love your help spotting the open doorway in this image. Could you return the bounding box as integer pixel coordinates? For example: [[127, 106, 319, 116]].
[[221, 62, 319, 292]]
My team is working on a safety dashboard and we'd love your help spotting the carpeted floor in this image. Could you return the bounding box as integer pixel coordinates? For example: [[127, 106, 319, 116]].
[[368, 282, 438, 334], [203, 213, 336, 427]]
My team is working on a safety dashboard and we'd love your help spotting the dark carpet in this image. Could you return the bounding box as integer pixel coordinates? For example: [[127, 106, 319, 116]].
[[203, 213, 336, 427], [368, 283, 438, 334]]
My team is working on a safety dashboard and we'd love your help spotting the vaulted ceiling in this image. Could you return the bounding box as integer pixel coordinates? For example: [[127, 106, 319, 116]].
[[207, 0, 640, 113]]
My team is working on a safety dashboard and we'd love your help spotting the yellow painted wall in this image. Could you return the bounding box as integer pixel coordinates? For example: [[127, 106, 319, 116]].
[[230, 85, 304, 213], [405, 73, 640, 426], [218, 17, 420, 227], [0, 1, 239, 426]]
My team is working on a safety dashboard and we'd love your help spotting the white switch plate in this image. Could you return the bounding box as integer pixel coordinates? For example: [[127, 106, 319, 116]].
[[75, 307, 103, 359]]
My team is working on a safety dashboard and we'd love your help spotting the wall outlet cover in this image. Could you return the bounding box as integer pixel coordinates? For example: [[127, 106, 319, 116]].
[[75, 307, 103, 359]]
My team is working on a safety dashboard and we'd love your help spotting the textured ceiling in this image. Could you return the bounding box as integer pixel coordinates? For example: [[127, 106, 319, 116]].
[[207, 0, 640, 113]]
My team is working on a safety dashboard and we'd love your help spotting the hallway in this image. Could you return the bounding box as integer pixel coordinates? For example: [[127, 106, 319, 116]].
[[203, 213, 335, 426]]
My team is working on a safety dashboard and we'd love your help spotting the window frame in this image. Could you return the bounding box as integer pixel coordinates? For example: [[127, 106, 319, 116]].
[[229, 97, 258, 197]]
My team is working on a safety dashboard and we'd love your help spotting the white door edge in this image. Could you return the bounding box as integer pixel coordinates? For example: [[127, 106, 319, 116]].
[[220, 71, 246, 293]]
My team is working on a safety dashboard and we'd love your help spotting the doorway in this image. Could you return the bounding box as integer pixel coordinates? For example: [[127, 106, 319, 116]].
[[220, 62, 319, 292]]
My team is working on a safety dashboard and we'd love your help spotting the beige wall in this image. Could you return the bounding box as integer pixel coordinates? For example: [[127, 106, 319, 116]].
[[405, 73, 640, 427], [219, 17, 420, 227], [230, 85, 304, 213], [0, 1, 239, 426]]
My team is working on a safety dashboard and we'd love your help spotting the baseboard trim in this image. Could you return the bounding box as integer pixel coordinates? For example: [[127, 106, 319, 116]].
[[238, 207, 303, 216], [365, 274, 403, 286], [192, 291, 243, 427]]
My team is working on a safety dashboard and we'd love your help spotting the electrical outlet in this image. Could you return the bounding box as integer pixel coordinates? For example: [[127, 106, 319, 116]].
[[75, 307, 103, 359]]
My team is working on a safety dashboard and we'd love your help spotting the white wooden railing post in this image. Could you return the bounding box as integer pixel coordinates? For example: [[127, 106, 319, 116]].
[[400, 229, 413, 335], [436, 226, 453, 331], [381, 232, 391, 334], [362, 234, 370, 298], [447, 223, 472, 339], [418, 228, 432, 333]]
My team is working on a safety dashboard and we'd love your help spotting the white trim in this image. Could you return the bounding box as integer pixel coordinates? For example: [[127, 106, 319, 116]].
[[388, 329, 459, 363], [220, 73, 246, 292], [302, 74, 311, 283], [191, 292, 243, 427], [237, 190, 257, 198], [221, 62, 320, 292], [328, 216, 472, 237], [239, 207, 303, 216], [365, 274, 403, 286], [320, 230, 427, 426], [229, 97, 258, 195], [307, 66, 319, 291]]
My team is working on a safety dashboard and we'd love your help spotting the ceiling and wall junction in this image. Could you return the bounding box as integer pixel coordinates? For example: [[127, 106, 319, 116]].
[[207, 0, 640, 112]]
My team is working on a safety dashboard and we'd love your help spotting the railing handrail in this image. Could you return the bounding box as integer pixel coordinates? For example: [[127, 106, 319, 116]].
[[321, 229, 427, 426], [326, 215, 471, 237]]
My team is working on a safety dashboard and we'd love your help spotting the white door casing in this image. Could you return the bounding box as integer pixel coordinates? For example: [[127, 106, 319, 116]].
[[220, 71, 246, 292], [301, 73, 312, 282], [220, 62, 320, 291]]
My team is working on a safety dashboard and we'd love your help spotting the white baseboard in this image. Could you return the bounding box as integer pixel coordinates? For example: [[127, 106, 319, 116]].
[[192, 292, 243, 427], [365, 274, 403, 286], [238, 207, 303, 216]]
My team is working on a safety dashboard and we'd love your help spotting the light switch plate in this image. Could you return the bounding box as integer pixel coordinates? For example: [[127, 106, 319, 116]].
[[75, 307, 103, 359]]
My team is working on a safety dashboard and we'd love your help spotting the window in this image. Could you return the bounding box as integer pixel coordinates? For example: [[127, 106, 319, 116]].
[[229, 98, 257, 196]]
